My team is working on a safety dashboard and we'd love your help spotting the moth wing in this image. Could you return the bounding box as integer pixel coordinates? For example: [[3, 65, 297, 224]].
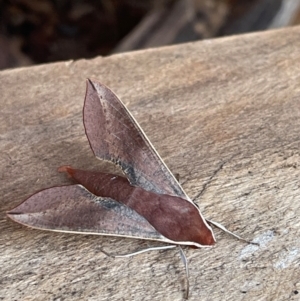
[[7, 185, 172, 242], [84, 79, 188, 199]]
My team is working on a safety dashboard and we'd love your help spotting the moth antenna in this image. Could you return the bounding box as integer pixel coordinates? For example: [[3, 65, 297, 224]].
[[206, 219, 259, 246], [178, 246, 189, 300], [100, 245, 176, 258]]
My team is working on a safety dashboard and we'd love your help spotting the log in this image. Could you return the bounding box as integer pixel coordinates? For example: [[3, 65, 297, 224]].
[[1, 25, 300, 300]]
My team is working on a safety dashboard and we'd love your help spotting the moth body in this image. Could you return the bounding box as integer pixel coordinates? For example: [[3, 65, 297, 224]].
[[59, 166, 215, 246]]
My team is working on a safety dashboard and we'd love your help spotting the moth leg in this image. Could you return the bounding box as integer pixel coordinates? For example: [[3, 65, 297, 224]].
[[206, 219, 259, 246], [99, 245, 177, 258], [178, 246, 189, 300], [101, 244, 189, 299]]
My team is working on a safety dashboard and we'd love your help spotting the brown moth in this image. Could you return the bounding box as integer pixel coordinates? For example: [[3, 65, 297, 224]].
[[8, 79, 247, 298], [8, 79, 215, 247]]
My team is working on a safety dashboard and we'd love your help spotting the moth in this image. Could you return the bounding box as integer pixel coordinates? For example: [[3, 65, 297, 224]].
[[7, 79, 248, 298]]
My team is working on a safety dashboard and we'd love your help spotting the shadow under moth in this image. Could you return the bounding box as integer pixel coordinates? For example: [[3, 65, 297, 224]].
[[7, 79, 250, 299]]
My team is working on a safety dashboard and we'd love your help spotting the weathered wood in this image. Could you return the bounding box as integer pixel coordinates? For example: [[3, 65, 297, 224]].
[[1, 26, 300, 301]]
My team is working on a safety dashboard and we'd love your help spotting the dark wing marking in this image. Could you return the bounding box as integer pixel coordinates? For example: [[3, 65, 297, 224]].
[[7, 185, 172, 242], [83, 79, 189, 199]]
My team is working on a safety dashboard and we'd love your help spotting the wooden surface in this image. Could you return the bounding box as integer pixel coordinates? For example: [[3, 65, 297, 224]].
[[1, 26, 300, 301]]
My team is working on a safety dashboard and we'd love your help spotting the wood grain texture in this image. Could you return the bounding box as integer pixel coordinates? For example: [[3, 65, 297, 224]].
[[1, 26, 300, 300]]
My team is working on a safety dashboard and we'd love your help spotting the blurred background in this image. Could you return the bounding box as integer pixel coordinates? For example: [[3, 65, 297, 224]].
[[1, 0, 300, 70]]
